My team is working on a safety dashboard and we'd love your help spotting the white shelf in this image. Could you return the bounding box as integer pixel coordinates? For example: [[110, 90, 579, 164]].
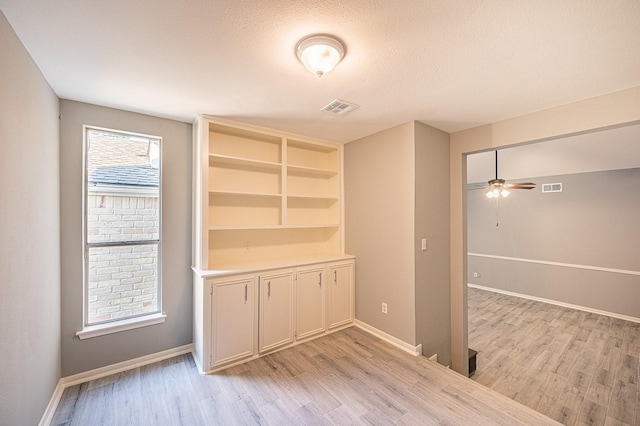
[[193, 254, 355, 278], [287, 194, 339, 202], [195, 116, 343, 270], [210, 154, 282, 171], [287, 164, 337, 177], [210, 190, 282, 198], [209, 224, 339, 231]]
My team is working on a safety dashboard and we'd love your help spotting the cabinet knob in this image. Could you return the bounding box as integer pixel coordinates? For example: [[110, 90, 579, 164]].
[[244, 284, 248, 303], [268, 281, 271, 299], [319, 273, 322, 287], [334, 270, 337, 284]]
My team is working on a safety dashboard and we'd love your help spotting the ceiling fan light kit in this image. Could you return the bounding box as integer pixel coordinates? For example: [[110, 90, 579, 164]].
[[296, 35, 345, 77], [484, 151, 536, 199], [485, 181, 510, 199]]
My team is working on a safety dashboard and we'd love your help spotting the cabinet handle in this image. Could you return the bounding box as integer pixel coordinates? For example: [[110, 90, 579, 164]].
[[334, 270, 337, 284], [244, 284, 247, 303], [268, 281, 271, 299], [319, 273, 322, 288]]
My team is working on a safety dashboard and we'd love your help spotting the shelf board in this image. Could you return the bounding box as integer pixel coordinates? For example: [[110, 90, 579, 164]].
[[194, 253, 354, 278], [209, 224, 339, 231], [210, 154, 282, 171], [287, 164, 337, 177], [287, 139, 338, 153], [210, 190, 282, 198], [287, 194, 339, 202], [283, 224, 339, 229]]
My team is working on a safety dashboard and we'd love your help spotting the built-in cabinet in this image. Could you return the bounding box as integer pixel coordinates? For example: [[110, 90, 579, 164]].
[[193, 259, 354, 373], [211, 276, 255, 366], [192, 116, 355, 374], [329, 262, 355, 329], [296, 265, 326, 340], [259, 270, 294, 353]]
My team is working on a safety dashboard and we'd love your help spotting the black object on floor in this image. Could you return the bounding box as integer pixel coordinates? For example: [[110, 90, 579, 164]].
[[468, 348, 477, 377]]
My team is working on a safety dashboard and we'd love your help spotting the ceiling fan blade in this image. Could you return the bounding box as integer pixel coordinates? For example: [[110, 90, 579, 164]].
[[467, 183, 488, 190], [507, 182, 536, 189]]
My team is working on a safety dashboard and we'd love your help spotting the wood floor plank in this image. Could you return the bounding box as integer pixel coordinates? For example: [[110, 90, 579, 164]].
[[53, 324, 560, 425], [469, 286, 640, 426]]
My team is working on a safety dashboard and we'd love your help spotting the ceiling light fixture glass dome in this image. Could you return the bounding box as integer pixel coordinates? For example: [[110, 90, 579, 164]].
[[296, 35, 345, 77]]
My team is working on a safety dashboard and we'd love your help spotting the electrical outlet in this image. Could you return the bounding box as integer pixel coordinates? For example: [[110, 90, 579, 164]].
[[381, 302, 388, 314], [473, 272, 481, 278]]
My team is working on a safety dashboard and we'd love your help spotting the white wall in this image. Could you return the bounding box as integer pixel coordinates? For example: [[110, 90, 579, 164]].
[[59, 100, 193, 376], [0, 10, 61, 425]]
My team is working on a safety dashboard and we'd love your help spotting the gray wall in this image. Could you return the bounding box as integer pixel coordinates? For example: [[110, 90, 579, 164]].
[[467, 168, 640, 318], [60, 100, 193, 376], [345, 121, 451, 364], [345, 122, 416, 344], [414, 122, 451, 365], [0, 10, 61, 425], [450, 90, 640, 375]]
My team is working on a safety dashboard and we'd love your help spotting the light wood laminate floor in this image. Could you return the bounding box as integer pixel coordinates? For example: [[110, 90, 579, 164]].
[[52, 326, 558, 425], [468, 286, 640, 426]]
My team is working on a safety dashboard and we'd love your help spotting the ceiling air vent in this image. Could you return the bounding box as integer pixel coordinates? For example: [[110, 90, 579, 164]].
[[542, 183, 563, 193], [321, 99, 360, 116]]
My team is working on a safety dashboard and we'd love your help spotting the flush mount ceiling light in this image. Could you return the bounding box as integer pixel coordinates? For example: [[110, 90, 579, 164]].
[[296, 35, 345, 77]]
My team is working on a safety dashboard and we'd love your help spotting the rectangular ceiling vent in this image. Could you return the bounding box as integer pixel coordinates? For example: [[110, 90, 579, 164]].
[[321, 99, 360, 116], [542, 183, 563, 193]]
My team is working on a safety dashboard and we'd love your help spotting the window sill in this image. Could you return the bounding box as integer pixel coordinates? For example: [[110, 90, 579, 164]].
[[76, 313, 167, 340]]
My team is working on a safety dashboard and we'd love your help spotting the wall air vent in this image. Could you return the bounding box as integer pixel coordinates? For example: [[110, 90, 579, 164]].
[[542, 183, 563, 193], [321, 99, 360, 116]]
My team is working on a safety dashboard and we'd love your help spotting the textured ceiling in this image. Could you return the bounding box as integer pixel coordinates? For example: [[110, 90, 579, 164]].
[[1, 0, 639, 143]]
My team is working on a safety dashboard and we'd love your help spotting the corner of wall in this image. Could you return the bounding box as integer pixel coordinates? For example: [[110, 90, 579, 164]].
[[1, 9, 62, 425]]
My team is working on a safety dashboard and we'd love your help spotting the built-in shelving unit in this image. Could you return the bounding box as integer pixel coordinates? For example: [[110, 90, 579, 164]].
[[193, 116, 345, 272], [191, 116, 355, 374]]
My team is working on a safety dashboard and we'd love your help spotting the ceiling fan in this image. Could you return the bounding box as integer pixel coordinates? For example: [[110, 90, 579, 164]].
[[484, 150, 536, 198]]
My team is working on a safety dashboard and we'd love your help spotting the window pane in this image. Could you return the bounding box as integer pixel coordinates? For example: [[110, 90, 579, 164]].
[[86, 129, 159, 244], [87, 244, 158, 324]]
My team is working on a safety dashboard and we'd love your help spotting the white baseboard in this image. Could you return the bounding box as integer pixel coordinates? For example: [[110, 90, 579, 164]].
[[468, 283, 640, 324], [429, 353, 438, 362], [39, 343, 193, 426], [354, 319, 422, 356], [39, 379, 65, 426]]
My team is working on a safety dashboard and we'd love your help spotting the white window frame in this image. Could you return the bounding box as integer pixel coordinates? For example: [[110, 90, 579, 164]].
[[76, 126, 165, 340]]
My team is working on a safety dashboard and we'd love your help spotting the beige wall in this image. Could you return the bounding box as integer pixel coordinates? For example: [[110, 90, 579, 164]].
[[59, 100, 193, 376], [450, 86, 640, 374], [345, 121, 451, 362], [345, 122, 417, 344], [414, 122, 451, 365], [0, 10, 61, 425]]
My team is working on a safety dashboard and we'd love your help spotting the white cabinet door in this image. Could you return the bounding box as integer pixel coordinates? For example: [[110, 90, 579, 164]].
[[212, 277, 255, 367], [296, 266, 325, 340], [259, 271, 294, 353], [328, 261, 354, 329]]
